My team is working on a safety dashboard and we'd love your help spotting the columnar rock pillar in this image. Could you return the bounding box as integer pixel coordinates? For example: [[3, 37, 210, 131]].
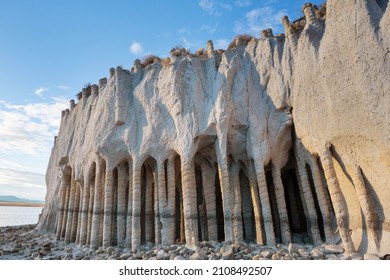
[[79, 176, 90, 245], [248, 162, 264, 244], [309, 155, 334, 242], [350, 165, 380, 249], [232, 162, 243, 243], [181, 157, 199, 248], [102, 165, 114, 248], [64, 178, 76, 243], [320, 146, 355, 254], [200, 161, 218, 241], [303, 3, 317, 26], [216, 155, 233, 242], [55, 177, 67, 240], [271, 164, 291, 244], [145, 167, 154, 243], [91, 160, 103, 248], [61, 186, 70, 239], [70, 181, 80, 242], [282, 16, 298, 53], [86, 178, 95, 245], [165, 156, 177, 245], [131, 162, 142, 250], [124, 161, 133, 248], [75, 183, 83, 243], [114, 66, 126, 125], [296, 158, 322, 245], [254, 160, 275, 244], [157, 161, 168, 245], [153, 168, 161, 245], [116, 163, 127, 247]]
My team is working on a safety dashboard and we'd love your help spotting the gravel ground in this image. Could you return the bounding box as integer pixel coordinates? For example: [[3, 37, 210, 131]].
[[0, 224, 382, 260]]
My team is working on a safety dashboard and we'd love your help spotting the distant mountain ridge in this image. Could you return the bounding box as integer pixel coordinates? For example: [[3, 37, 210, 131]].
[[0, 195, 44, 204]]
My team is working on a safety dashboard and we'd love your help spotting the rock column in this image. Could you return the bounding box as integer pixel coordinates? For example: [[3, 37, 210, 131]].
[[90, 161, 103, 248], [255, 160, 275, 244], [272, 164, 291, 244], [116, 163, 127, 247], [320, 146, 355, 254], [131, 162, 142, 250], [181, 158, 199, 248], [296, 158, 322, 245], [201, 161, 218, 241], [102, 166, 114, 248]]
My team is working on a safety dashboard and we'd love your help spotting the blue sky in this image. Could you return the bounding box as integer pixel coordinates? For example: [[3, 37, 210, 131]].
[[0, 0, 323, 201]]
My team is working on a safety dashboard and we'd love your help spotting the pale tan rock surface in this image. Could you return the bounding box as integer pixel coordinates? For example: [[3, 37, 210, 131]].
[[37, 0, 389, 257]]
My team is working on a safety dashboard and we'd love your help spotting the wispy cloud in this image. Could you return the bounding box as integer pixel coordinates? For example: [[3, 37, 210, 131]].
[[34, 87, 49, 97], [235, 0, 252, 7], [0, 167, 46, 201], [178, 28, 189, 35], [215, 38, 229, 49], [234, 7, 288, 35], [130, 41, 144, 55], [198, 0, 231, 16], [200, 24, 218, 34], [57, 85, 70, 90], [0, 97, 68, 156], [199, 0, 214, 15]]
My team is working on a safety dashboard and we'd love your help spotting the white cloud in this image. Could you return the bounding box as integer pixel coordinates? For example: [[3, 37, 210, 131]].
[[178, 28, 188, 34], [200, 24, 217, 34], [130, 41, 144, 55], [199, 0, 214, 14], [0, 168, 46, 201], [0, 97, 68, 156], [235, 0, 252, 7], [57, 85, 70, 90], [199, 0, 231, 16], [215, 38, 229, 49], [234, 7, 288, 36], [34, 87, 49, 97]]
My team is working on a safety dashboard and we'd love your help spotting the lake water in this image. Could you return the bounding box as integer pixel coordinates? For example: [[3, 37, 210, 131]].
[[0, 206, 43, 227]]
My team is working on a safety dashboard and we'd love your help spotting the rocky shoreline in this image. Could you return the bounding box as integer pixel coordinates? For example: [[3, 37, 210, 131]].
[[0, 224, 384, 260]]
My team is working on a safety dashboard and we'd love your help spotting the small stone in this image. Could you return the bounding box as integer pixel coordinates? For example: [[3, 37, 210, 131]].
[[252, 255, 261, 260], [156, 249, 170, 260], [220, 244, 233, 259], [325, 254, 338, 260], [65, 253, 73, 260], [337, 253, 352, 260], [310, 249, 325, 260], [74, 252, 85, 260], [120, 253, 131, 260], [209, 252, 220, 260], [261, 250, 272, 259], [321, 244, 344, 254], [174, 255, 186, 260], [43, 242, 52, 248], [106, 247, 115, 256], [288, 243, 302, 254]]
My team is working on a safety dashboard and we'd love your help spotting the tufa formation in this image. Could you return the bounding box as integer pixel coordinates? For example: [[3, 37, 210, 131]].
[[37, 1, 390, 257]]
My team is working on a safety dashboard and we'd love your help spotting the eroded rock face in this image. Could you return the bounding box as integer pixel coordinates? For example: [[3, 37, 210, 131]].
[[37, 0, 390, 256]]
